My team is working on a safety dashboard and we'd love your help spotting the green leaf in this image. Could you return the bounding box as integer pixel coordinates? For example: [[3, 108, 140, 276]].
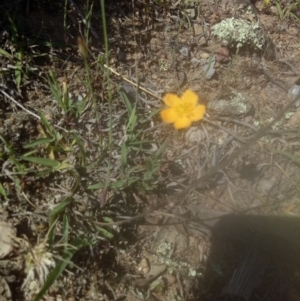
[[95, 226, 114, 239], [0, 134, 15, 155], [121, 141, 127, 169], [147, 108, 161, 119], [155, 139, 168, 157], [275, 1, 283, 20], [103, 216, 114, 223], [54, 161, 72, 171], [0, 182, 8, 201], [110, 178, 139, 189], [48, 197, 74, 244], [36, 168, 56, 178], [20, 156, 60, 167], [23, 137, 55, 148], [0, 48, 13, 59], [62, 214, 69, 249], [75, 135, 86, 166], [110, 179, 126, 189], [119, 89, 133, 115], [88, 182, 105, 189], [51, 197, 74, 219], [39, 111, 54, 135], [126, 106, 137, 132], [48, 70, 65, 112]]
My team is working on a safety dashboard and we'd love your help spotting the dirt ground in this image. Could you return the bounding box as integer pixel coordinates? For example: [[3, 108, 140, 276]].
[[1, 0, 300, 301]]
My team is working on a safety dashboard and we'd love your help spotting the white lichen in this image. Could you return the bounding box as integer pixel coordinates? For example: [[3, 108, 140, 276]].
[[157, 241, 172, 257], [212, 18, 265, 51], [230, 93, 250, 114], [285, 112, 294, 119], [156, 242, 201, 277]]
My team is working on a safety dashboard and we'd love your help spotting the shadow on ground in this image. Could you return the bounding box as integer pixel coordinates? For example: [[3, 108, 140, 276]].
[[196, 213, 300, 301]]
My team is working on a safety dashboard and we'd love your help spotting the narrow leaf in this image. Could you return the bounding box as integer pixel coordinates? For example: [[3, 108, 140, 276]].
[[75, 135, 86, 166], [0, 48, 13, 59], [51, 197, 74, 219], [20, 156, 60, 167], [23, 137, 54, 148], [126, 106, 137, 132], [121, 141, 127, 169], [96, 226, 114, 239], [88, 182, 105, 189], [119, 89, 133, 115], [0, 182, 8, 201]]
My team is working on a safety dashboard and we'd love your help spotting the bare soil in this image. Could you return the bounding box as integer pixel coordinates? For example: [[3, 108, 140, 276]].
[[1, 0, 300, 301]]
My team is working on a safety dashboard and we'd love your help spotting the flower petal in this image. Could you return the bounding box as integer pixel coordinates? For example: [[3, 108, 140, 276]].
[[189, 105, 206, 121], [163, 93, 181, 107], [174, 117, 192, 129], [161, 108, 178, 123], [181, 89, 198, 107]]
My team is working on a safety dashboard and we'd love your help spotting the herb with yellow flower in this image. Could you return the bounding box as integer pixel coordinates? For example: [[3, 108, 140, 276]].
[[160, 89, 206, 129]]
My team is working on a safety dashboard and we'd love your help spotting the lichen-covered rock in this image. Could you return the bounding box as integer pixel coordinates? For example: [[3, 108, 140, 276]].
[[207, 90, 253, 116], [212, 18, 266, 51]]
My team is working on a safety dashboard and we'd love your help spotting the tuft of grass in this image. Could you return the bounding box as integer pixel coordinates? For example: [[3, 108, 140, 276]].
[[274, 0, 300, 24]]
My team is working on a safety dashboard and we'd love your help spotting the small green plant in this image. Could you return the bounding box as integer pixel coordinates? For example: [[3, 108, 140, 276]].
[[0, 134, 25, 199], [275, 0, 300, 23], [0, 13, 47, 89]]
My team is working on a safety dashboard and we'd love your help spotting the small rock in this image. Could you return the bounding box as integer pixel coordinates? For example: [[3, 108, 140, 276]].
[[139, 257, 150, 275], [245, 115, 253, 123], [288, 84, 300, 104], [193, 24, 203, 36], [191, 57, 204, 67], [185, 126, 205, 143], [199, 52, 210, 59], [186, 8, 196, 18], [0, 221, 16, 259], [289, 110, 300, 128], [178, 45, 190, 57], [257, 176, 277, 196], [215, 47, 230, 63], [270, 5, 279, 15]]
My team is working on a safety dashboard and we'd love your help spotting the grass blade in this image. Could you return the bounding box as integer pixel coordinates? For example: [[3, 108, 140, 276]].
[[51, 197, 74, 219], [126, 106, 137, 132], [121, 141, 127, 169], [23, 137, 55, 148], [0, 48, 13, 59], [0, 182, 8, 201], [119, 89, 133, 115], [88, 182, 105, 189], [20, 156, 60, 167]]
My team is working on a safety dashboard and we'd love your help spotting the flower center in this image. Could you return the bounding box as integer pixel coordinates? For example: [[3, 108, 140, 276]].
[[175, 102, 193, 117]]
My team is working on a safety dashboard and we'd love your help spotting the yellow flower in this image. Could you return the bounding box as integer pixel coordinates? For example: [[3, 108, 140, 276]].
[[160, 90, 206, 130]]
